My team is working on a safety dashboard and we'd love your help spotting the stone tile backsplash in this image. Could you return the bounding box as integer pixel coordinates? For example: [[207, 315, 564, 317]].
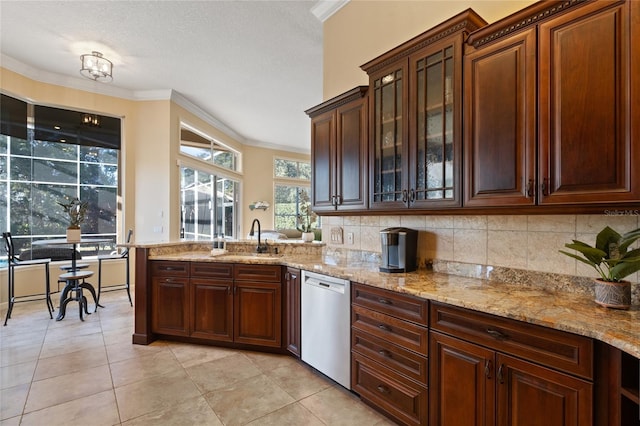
[[321, 214, 640, 284]]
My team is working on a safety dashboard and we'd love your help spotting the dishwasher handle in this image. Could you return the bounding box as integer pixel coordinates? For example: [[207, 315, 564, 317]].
[[304, 277, 346, 295]]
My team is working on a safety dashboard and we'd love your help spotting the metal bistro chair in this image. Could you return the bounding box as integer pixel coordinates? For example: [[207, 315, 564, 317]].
[[97, 229, 133, 306], [3, 232, 53, 325]]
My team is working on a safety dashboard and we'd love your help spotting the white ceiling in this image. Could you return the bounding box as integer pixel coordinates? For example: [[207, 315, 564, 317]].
[[0, 0, 327, 153]]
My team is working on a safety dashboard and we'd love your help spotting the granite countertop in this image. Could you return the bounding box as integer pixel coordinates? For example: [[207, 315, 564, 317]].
[[147, 249, 640, 359]]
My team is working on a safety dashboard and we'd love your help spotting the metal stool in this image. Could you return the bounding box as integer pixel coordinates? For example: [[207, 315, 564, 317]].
[[56, 270, 97, 321], [57, 263, 90, 293]]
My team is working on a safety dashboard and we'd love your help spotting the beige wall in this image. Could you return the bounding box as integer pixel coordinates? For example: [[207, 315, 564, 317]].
[[322, 0, 638, 284], [323, 0, 536, 99], [243, 145, 310, 234]]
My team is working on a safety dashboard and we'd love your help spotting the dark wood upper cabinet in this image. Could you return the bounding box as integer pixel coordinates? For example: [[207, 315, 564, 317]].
[[306, 87, 368, 212], [464, 28, 537, 207], [362, 10, 487, 210], [465, 0, 639, 207], [538, 0, 638, 204]]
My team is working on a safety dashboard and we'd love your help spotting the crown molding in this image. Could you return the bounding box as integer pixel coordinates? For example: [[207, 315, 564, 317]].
[[311, 0, 349, 22], [169, 90, 247, 144], [243, 138, 310, 155]]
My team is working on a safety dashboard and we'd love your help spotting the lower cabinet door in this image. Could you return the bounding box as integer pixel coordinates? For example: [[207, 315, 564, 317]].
[[190, 279, 233, 341], [234, 281, 282, 347], [352, 352, 428, 426], [496, 353, 593, 426], [151, 276, 189, 336], [285, 268, 301, 357], [430, 331, 495, 426]]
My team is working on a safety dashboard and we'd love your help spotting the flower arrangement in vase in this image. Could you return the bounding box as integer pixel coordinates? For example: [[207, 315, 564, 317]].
[[296, 189, 317, 242], [58, 197, 88, 242]]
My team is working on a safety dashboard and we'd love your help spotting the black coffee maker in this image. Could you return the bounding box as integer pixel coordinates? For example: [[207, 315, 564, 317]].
[[379, 227, 418, 273]]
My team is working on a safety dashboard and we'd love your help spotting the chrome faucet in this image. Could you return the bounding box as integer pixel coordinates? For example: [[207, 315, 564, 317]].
[[249, 218, 268, 253]]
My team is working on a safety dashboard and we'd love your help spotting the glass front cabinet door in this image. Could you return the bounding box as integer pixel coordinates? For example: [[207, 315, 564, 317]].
[[363, 10, 486, 210], [370, 64, 408, 209], [409, 40, 461, 208]]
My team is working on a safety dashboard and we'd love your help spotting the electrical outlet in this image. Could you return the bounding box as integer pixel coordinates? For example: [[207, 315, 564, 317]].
[[346, 232, 354, 245], [330, 227, 343, 244]]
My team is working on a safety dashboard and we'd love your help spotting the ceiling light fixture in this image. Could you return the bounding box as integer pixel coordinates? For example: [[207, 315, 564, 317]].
[[82, 113, 101, 127], [80, 51, 113, 82]]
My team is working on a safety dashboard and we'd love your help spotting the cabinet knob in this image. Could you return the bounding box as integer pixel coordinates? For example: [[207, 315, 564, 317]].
[[377, 384, 389, 394]]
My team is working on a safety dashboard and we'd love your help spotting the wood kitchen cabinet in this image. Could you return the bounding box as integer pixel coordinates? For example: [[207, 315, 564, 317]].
[[284, 267, 301, 357], [305, 86, 368, 212], [362, 10, 486, 211], [351, 282, 429, 426], [190, 262, 234, 341], [430, 302, 594, 426], [151, 261, 190, 337], [233, 264, 282, 348], [150, 261, 282, 349], [596, 343, 640, 425], [464, 0, 639, 207]]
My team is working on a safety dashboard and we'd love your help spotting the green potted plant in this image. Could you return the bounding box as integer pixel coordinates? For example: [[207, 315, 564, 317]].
[[296, 189, 317, 242], [560, 226, 640, 309], [58, 197, 88, 242]]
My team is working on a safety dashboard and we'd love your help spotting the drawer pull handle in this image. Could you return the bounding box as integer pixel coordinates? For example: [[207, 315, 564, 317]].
[[497, 364, 505, 384], [378, 349, 390, 357], [378, 324, 391, 332], [377, 298, 392, 305], [486, 328, 508, 340], [484, 360, 492, 379], [377, 385, 389, 394]]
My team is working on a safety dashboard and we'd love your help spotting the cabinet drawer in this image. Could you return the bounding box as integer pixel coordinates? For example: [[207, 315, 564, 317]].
[[234, 264, 281, 282], [352, 328, 428, 385], [352, 283, 428, 326], [190, 262, 233, 279], [352, 352, 428, 426], [352, 305, 428, 355], [430, 302, 593, 379], [150, 261, 189, 277]]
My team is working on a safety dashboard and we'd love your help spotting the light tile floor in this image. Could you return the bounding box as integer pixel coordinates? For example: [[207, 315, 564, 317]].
[[1, 291, 396, 425]]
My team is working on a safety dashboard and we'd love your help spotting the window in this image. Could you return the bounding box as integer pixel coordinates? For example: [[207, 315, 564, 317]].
[[273, 157, 318, 232], [180, 126, 238, 172], [274, 185, 318, 231], [180, 166, 238, 240], [1, 95, 121, 256], [274, 158, 311, 180]]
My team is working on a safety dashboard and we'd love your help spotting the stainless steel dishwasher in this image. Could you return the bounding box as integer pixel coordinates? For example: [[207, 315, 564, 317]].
[[301, 270, 351, 389]]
